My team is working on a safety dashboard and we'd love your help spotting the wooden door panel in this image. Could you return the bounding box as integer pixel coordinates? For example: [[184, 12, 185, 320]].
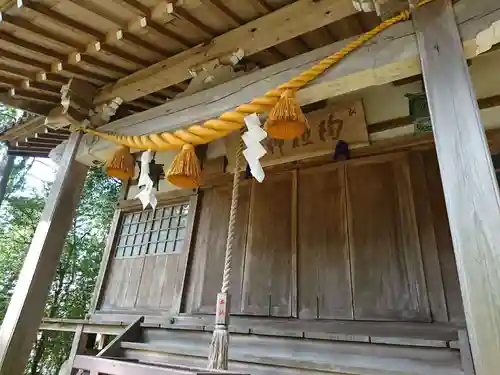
[[421, 150, 465, 323], [297, 164, 353, 319], [186, 183, 250, 314], [346, 155, 430, 321], [241, 172, 293, 317], [100, 258, 126, 310], [408, 151, 449, 322]]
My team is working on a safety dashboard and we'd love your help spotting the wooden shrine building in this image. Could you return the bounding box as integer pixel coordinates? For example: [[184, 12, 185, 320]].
[[1, 0, 500, 374]]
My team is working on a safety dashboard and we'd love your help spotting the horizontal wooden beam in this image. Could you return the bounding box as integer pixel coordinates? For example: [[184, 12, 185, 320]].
[[0, 115, 45, 141], [0, 9, 148, 74], [0, 91, 51, 115], [95, 0, 358, 103], [7, 150, 49, 158], [90, 0, 500, 146], [89, 313, 462, 341]]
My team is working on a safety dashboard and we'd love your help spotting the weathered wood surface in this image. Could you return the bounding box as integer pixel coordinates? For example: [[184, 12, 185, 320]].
[[95, 0, 358, 103], [242, 172, 293, 317], [298, 164, 352, 319], [89, 209, 123, 313], [0, 132, 88, 375], [100, 196, 198, 315], [74, 354, 248, 375], [346, 154, 429, 321], [82, 0, 500, 160], [185, 182, 251, 314], [261, 100, 369, 166], [95, 316, 143, 358], [120, 328, 462, 375], [98, 149, 463, 335], [412, 0, 500, 374], [408, 151, 449, 323]]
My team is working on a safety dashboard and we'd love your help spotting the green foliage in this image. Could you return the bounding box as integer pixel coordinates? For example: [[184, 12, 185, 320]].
[[0, 162, 120, 375], [0, 104, 17, 133]]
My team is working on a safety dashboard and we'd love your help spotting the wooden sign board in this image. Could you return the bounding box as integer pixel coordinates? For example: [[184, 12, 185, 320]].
[[261, 99, 369, 166], [223, 99, 369, 170]]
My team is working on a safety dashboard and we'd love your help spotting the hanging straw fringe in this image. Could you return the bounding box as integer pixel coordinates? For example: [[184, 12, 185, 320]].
[[166, 144, 202, 188], [207, 136, 243, 370], [104, 146, 135, 180], [264, 89, 307, 140]]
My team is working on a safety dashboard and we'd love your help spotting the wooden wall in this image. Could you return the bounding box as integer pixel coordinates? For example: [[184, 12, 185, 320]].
[[184, 149, 465, 323], [98, 149, 464, 325]]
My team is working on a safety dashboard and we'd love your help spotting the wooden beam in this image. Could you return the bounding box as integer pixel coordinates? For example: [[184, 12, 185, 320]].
[[88, 209, 123, 314], [7, 150, 49, 158], [74, 355, 234, 375], [0, 46, 51, 71], [19, 138, 61, 148], [411, 1, 500, 374], [34, 133, 67, 142], [95, 316, 143, 358], [95, 0, 359, 103], [0, 132, 88, 375], [0, 11, 148, 68], [0, 29, 131, 77], [0, 62, 37, 81], [0, 90, 52, 115], [18, 0, 169, 57], [116, 0, 194, 48], [87, 0, 500, 149], [0, 35, 113, 86], [9, 144, 53, 153], [10, 88, 60, 105]]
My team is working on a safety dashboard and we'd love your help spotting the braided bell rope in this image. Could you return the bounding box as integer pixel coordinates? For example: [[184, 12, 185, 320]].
[[82, 0, 436, 150], [221, 137, 243, 294]]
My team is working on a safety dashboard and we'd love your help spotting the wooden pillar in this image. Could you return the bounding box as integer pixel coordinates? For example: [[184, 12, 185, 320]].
[[411, 0, 500, 374], [0, 132, 88, 375], [0, 152, 14, 206]]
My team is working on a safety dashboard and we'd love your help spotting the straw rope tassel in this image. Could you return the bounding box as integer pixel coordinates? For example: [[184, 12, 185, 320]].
[[207, 137, 243, 370], [78, 2, 444, 151]]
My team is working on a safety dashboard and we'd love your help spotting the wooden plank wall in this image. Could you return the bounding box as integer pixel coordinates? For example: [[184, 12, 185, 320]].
[[184, 149, 465, 324], [96, 148, 464, 325]]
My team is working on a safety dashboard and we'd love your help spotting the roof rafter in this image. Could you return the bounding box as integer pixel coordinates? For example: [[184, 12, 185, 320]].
[[0, 10, 149, 67], [0, 29, 129, 78], [95, 0, 359, 103], [107, 0, 194, 48], [18, 0, 168, 59], [0, 89, 52, 115]]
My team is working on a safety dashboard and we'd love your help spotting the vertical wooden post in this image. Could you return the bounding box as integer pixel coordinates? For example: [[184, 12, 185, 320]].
[[68, 324, 88, 375], [0, 152, 14, 206], [411, 0, 500, 374], [0, 132, 88, 375], [88, 180, 128, 316]]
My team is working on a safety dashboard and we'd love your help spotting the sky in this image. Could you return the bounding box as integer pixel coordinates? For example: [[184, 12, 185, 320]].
[[24, 157, 58, 194]]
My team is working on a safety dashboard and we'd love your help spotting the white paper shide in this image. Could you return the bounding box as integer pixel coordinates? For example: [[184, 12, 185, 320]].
[[134, 150, 157, 210], [242, 113, 267, 183]]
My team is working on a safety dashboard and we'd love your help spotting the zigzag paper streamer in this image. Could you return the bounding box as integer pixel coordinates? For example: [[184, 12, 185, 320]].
[[134, 150, 157, 210], [242, 114, 267, 183]]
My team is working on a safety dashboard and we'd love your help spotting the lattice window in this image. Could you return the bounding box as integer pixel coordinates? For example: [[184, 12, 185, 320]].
[[115, 202, 190, 258]]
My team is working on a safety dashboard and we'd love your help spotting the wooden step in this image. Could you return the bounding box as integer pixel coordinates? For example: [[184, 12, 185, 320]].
[[119, 331, 464, 375], [73, 355, 247, 375]]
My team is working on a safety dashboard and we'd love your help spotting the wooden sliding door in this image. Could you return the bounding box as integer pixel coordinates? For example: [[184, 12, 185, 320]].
[[185, 150, 463, 323]]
